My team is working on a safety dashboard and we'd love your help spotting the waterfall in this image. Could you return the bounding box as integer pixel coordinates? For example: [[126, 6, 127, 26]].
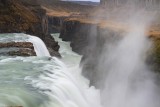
[[28, 57, 102, 107], [27, 35, 50, 57], [0, 33, 50, 57], [0, 33, 102, 107]]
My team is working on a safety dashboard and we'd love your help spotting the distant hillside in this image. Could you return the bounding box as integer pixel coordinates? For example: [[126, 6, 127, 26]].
[[37, 0, 96, 13], [63, 1, 100, 6]]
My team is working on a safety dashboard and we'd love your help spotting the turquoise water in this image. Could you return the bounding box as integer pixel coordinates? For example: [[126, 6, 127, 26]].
[[0, 56, 50, 107], [0, 33, 101, 107]]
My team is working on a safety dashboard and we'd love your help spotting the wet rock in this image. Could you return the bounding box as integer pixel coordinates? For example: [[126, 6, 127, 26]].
[[0, 42, 34, 49], [47, 47, 61, 57], [0, 42, 36, 56], [8, 48, 36, 56], [60, 19, 98, 55]]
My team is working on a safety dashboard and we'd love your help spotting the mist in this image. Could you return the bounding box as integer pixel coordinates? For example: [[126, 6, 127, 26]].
[[100, 14, 160, 107], [82, 0, 160, 107]]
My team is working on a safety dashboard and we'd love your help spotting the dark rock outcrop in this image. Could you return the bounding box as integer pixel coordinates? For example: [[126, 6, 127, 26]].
[[60, 19, 98, 55], [48, 16, 67, 33], [8, 48, 36, 56], [0, 42, 36, 56], [0, 42, 34, 49], [0, 0, 60, 57], [146, 37, 160, 73], [60, 19, 110, 88]]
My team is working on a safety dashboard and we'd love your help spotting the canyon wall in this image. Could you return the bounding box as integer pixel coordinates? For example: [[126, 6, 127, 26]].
[[48, 16, 66, 33], [0, 0, 60, 57], [60, 18, 160, 88]]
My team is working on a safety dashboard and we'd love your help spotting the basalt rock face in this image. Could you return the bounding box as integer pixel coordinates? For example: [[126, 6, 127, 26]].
[[60, 19, 120, 88], [147, 37, 160, 73], [0, 42, 34, 49], [60, 20, 98, 55], [8, 48, 36, 56], [48, 16, 66, 33], [81, 27, 124, 88], [60, 19, 98, 87], [153, 38, 160, 72], [60, 19, 160, 88], [0, 0, 60, 57]]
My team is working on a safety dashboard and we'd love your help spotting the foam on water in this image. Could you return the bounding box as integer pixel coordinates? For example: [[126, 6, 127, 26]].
[[28, 35, 50, 57], [0, 33, 102, 107]]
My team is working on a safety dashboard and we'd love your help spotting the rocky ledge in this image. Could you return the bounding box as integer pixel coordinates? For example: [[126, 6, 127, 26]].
[[0, 0, 60, 57], [0, 42, 36, 56], [8, 48, 36, 56], [0, 42, 34, 49]]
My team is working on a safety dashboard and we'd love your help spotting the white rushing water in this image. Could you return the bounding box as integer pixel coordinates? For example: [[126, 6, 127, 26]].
[[28, 36, 50, 57], [1, 30, 159, 107], [0, 33, 102, 107]]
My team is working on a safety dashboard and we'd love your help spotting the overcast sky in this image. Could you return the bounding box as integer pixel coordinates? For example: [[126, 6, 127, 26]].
[[66, 0, 100, 2], [78, 0, 100, 2]]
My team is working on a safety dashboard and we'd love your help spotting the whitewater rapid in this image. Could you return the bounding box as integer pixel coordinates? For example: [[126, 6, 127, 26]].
[[0, 33, 102, 107], [28, 35, 50, 57]]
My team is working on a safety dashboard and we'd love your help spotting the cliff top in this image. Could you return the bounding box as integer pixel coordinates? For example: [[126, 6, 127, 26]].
[[38, 0, 96, 12], [42, 6, 70, 17], [66, 17, 160, 38], [38, 1, 160, 38], [37, 0, 97, 17]]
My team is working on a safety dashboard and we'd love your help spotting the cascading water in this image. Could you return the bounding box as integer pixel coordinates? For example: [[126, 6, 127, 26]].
[[0, 33, 102, 107], [28, 36, 50, 57], [0, 15, 160, 107]]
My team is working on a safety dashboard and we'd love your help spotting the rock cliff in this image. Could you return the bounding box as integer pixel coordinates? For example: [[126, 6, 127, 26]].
[[0, 0, 60, 57], [60, 17, 160, 88]]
